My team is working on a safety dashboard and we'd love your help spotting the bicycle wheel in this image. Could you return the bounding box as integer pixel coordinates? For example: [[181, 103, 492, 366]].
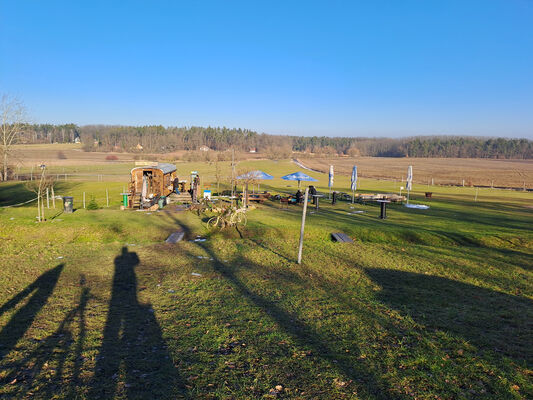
[[232, 211, 247, 227], [207, 216, 220, 229]]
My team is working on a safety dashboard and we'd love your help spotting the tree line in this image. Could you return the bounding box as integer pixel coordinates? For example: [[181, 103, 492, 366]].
[[18, 124, 533, 159]]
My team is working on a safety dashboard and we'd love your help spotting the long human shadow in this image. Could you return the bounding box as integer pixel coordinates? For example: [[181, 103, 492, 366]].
[[365, 268, 533, 365], [89, 246, 185, 399], [0, 264, 64, 360]]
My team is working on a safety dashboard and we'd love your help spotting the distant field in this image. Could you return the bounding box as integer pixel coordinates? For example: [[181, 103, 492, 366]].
[[298, 156, 533, 189], [12, 143, 137, 166]]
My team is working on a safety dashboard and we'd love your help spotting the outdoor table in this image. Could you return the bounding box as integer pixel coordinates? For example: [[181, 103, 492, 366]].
[[376, 199, 390, 219], [312, 194, 325, 211]]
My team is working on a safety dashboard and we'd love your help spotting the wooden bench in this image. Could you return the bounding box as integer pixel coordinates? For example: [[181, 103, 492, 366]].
[[247, 193, 271, 203]]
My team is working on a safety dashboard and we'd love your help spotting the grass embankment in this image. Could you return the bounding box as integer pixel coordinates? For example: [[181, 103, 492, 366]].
[[0, 160, 532, 399]]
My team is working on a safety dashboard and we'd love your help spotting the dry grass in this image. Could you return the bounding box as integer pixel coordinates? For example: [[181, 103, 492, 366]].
[[298, 156, 533, 189], [11, 144, 265, 169]]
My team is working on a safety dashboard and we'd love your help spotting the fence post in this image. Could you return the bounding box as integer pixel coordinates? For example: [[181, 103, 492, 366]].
[[51, 187, 55, 208], [297, 188, 310, 264], [83, 192, 86, 209], [106, 189, 109, 207], [46, 188, 50, 209]]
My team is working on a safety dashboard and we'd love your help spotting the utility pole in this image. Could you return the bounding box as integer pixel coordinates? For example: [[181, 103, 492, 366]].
[[231, 148, 236, 198], [297, 188, 310, 264]]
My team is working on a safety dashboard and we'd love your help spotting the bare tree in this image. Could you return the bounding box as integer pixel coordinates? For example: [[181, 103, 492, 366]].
[[24, 166, 54, 222], [1, 94, 27, 181]]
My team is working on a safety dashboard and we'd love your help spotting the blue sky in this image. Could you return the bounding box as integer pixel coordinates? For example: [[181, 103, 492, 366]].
[[1, 1, 532, 138]]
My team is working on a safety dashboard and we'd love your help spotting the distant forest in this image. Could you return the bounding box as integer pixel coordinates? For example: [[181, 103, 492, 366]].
[[20, 124, 533, 159]]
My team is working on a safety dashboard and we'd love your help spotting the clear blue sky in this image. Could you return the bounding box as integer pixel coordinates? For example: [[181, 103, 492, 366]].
[[1, 0, 532, 138]]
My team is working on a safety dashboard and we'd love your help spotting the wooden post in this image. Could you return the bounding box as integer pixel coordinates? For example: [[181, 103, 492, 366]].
[[36, 190, 41, 222], [297, 188, 310, 264], [30, 165, 34, 181], [431, 177, 434, 186], [52, 187, 55, 208], [46, 188, 50, 208], [491, 180, 494, 188], [106, 188, 109, 207], [83, 192, 86, 209], [462, 179, 465, 187]]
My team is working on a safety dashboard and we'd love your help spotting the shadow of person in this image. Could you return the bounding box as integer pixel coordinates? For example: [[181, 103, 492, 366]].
[[365, 268, 533, 364], [90, 247, 184, 399], [0, 264, 64, 359]]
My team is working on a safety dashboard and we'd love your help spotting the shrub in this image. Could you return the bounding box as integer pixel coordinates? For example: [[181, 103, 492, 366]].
[[57, 151, 67, 159], [105, 154, 119, 161], [86, 198, 99, 210]]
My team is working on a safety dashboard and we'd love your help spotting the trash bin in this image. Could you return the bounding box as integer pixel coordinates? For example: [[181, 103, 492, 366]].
[[63, 196, 73, 213], [121, 193, 129, 207], [158, 196, 166, 209]]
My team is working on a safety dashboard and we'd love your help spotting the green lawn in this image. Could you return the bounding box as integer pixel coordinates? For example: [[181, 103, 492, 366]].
[[0, 160, 532, 399]]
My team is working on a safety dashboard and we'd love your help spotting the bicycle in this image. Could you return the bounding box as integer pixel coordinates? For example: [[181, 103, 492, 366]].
[[207, 206, 247, 229]]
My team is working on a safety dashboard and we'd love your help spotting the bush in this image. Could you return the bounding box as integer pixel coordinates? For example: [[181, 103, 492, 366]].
[[57, 151, 67, 159], [86, 198, 99, 210], [105, 154, 119, 161]]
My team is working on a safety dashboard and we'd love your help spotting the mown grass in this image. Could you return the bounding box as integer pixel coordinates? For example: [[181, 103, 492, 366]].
[[0, 160, 532, 399]]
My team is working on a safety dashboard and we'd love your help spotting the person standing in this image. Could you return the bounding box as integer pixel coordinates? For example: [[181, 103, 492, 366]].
[[309, 185, 317, 204]]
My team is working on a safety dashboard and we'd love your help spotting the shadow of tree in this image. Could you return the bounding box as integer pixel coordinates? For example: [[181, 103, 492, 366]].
[[0, 181, 80, 207], [164, 214, 407, 399], [1, 276, 90, 397], [365, 268, 533, 364], [0, 264, 64, 359]]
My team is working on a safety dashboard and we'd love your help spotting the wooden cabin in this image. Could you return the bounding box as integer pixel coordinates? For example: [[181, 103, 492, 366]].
[[129, 163, 177, 208]]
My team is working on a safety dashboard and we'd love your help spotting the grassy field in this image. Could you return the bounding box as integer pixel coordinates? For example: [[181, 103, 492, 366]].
[[297, 156, 533, 189], [0, 159, 532, 399]]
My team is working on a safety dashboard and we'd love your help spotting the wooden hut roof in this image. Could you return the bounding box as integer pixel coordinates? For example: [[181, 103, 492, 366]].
[[131, 163, 177, 175]]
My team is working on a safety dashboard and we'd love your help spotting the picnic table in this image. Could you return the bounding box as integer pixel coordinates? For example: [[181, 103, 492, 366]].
[[242, 192, 271, 203], [376, 199, 391, 219], [312, 194, 325, 211]]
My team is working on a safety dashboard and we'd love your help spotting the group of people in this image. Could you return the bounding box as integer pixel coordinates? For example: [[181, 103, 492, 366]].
[[294, 185, 318, 204]]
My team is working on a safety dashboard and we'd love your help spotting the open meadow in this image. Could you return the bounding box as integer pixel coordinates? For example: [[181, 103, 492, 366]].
[[0, 157, 532, 399], [297, 156, 533, 190]]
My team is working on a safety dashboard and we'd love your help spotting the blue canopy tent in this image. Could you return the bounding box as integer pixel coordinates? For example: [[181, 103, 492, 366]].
[[236, 170, 274, 181], [236, 170, 273, 193], [281, 171, 317, 189]]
